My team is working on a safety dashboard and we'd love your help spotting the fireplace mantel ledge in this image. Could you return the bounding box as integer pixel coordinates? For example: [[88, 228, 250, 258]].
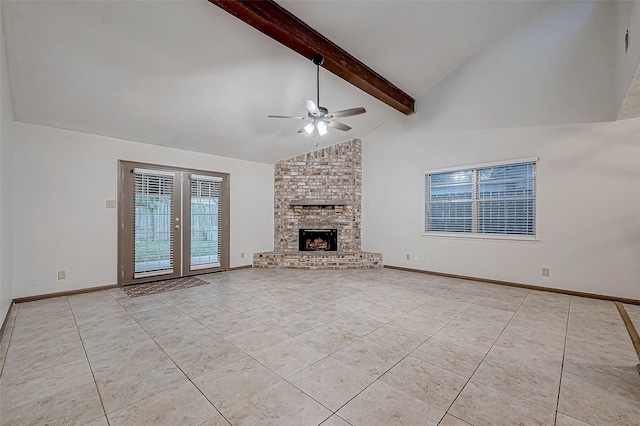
[[290, 199, 347, 206]]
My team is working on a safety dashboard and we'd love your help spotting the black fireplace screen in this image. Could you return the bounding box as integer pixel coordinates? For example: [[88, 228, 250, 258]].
[[299, 229, 337, 251]]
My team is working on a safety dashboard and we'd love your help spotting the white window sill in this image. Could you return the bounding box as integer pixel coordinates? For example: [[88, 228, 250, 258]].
[[423, 232, 540, 243]]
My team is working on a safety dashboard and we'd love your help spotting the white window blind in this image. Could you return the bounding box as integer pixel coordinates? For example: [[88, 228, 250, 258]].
[[133, 170, 174, 277], [190, 176, 221, 269], [190, 174, 223, 182], [425, 160, 536, 236]]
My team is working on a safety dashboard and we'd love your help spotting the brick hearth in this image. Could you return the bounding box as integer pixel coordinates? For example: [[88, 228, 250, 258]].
[[253, 251, 382, 269]]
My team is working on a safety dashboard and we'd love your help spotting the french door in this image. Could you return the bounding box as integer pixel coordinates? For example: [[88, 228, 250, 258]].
[[118, 161, 229, 286]]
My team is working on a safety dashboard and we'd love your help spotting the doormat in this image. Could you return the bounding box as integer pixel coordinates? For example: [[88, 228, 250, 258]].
[[123, 276, 209, 298]]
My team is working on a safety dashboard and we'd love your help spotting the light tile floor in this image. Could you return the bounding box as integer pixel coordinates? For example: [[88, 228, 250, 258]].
[[1, 268, 639, 425]]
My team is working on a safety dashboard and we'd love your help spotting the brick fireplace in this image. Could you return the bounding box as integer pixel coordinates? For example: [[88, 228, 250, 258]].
[[253, 138, 382, 269]]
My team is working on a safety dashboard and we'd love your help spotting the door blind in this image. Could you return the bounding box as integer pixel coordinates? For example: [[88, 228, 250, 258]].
[[133, 169, 174, 278], [190, 175, 222, 269]]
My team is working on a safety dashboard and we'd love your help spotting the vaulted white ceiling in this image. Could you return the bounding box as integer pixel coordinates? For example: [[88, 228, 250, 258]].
[[0, 1, 567, 164]]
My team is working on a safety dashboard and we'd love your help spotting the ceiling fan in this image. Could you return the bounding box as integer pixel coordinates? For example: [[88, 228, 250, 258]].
[[268, 55, 366, 136]]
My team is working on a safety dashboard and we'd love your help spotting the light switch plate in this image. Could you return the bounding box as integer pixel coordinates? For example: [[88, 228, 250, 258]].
[[106, 200, 117, 208]]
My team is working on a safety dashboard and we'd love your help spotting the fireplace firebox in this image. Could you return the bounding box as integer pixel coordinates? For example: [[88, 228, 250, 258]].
[[299, 229, 337, 252]]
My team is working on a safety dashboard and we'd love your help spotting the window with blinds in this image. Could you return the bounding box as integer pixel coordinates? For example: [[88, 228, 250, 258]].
[[190, 174, 222, 269], [425, 160, 536, 237], [133, 169, 174, 277]]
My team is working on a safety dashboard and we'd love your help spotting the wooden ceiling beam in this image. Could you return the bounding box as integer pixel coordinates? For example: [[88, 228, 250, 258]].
[[208, 0, 415, 115]]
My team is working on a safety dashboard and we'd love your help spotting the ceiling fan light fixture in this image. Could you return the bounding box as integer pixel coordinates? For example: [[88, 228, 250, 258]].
[[268, 54, 366, 138], [304, 122, 315, 134], [317, 121, 328, 136]]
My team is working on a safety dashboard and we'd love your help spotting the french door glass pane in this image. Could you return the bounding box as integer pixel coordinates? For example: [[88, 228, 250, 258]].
[[134, 172, 174, 276], [190, 178, 221, 269]]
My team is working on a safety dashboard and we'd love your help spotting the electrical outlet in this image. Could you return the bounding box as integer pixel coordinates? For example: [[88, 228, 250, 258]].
[[414, 254, 419, 261], [58, 270, 66, 280], [29, 276, 37, 286], [106, 200, 117, 208], [542, 268, 550, 277], [406, 254, 411, 261], [240, 252, 245, 259]]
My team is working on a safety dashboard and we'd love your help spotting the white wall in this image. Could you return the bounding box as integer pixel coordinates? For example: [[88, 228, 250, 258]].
[[615, 1, 640, 114], [362, 1, 640, 300], [0, 5, 14, 322], [363, 119, 640, 300], [420, 0, 616, 130], [12, 123, 274, 298]]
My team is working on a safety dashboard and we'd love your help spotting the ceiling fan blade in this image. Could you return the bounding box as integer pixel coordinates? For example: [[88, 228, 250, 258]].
[[326, 107, 366, 119], [326, 120, 352, 131], [268, 115, 308, 119], [303, 98, 320, 115]]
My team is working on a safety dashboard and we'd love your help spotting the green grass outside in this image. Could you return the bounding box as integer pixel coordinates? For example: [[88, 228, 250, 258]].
[[135, 240, 219, 262]]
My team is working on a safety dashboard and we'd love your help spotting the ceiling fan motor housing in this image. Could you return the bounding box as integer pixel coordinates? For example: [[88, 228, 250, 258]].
[[309, 106, 328, 118]]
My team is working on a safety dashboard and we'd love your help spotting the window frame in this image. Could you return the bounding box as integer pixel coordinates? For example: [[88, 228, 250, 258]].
[[424, 157, 539, 241]]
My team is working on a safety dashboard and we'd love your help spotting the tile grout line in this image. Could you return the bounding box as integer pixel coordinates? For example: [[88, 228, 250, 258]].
[[438, 290, 528, 424], [67, 296, 112, 426], [552, 294, 572, 426], [96, 291, 198, 420], [208, 288, 366, 424], [614, 302, 640, 367], [174, 278, 431, 424], [303, 282, 504, 423], [166, 283, 361, 425], [105, 274, 445, 424], [2, 299, 114, 422], [0, 303, 19, 377], [0, 271, 392, 425], [174, 278, 456, 409], [214, 276, 500, 421], [117, 281, 368, 425], [9, 273, 583, 425], [272, 283, 482, 424], [179, 306, 291, 426], [112, 290, 232, 426], [289, 281, 478, 421]]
